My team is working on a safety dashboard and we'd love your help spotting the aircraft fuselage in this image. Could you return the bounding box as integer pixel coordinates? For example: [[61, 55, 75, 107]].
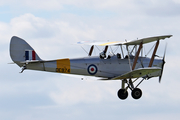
[[25, 55, 163, 80]]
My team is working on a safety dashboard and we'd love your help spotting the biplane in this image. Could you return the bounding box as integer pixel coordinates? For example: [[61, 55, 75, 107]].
[[9, 35, 172, 100]]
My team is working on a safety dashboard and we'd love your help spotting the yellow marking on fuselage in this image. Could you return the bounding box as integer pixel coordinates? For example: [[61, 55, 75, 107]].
[[56, 59, 70, 73], [99, 41, 120, 46]]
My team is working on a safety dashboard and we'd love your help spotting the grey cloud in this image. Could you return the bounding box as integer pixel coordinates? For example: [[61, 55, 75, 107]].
[[136, 0, 180, 17]]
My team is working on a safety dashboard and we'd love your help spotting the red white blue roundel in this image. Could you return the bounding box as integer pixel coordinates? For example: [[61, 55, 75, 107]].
[[87, 64, 98, 75]]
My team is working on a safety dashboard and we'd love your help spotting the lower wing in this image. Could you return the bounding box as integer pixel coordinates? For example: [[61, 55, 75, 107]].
[[111, 67, 161, 80]]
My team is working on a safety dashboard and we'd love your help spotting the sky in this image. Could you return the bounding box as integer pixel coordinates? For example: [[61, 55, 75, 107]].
[[0, 0, 180, 120]]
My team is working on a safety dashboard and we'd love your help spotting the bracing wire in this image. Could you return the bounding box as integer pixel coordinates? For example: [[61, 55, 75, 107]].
[[95, 45, 101, 51], [144, 46, 146, 57], [81, 46, 88, 55], [145, 43, 156, 57], [113, 46, 119, 53]]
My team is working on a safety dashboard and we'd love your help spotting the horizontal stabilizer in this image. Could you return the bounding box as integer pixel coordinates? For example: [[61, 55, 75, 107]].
[[8, 62, 16, 64], [20, 59, 56, 64], [111, 67, 161, 80], [20, 60, 44, 64]]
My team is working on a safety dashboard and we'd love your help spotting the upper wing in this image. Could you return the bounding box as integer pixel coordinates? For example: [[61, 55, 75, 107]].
[[124, 35, 172, 45], [77, 40, 124, 46], [111, 67, 161, 80], [77, 35, 172, 46]]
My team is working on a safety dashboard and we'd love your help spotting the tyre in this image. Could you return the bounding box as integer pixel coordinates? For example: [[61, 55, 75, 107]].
[[131, 88, 142, 99], [117, 89, 128, 100]]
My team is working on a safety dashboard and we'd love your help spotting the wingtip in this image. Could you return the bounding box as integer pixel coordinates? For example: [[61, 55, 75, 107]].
[[168, 35, 173, 38]]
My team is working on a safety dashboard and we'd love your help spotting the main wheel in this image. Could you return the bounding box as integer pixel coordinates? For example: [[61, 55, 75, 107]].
[[117, 89, 128, 100], [131, 88, 142, 99]]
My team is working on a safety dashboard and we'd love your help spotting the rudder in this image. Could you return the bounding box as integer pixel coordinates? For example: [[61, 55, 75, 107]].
[[10, 36, 41, 67]]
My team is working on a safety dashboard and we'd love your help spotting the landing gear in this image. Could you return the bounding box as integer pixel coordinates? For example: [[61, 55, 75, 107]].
[[131, 88, 142, 99], [117, 89, 128, 100], [117, 78, 144, 100]]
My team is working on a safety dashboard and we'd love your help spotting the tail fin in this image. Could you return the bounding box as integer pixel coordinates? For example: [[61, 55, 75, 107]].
[[10, 36, 41, 67]]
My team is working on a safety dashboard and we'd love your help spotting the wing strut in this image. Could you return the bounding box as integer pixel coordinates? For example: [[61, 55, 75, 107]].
[[120, 45, 124, 58], [148, 40, 159, 67], [88, 45, 94, 56], [132, 42, 143, 70], [104, 45, 108, 53], [126, 45, 132, 71]]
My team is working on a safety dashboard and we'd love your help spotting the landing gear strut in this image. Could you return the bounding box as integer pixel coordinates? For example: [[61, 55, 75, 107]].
[[117, 78, 144, 100]]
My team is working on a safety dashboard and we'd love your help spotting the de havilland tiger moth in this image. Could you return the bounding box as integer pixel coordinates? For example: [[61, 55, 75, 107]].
[[9, 35, 172, 100]]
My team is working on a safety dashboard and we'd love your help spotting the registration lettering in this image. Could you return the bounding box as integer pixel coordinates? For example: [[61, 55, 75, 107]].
[[56, 67, 70, 73]]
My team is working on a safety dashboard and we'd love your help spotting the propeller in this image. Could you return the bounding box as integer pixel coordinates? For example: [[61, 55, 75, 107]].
[[159, 43, 167, 83]]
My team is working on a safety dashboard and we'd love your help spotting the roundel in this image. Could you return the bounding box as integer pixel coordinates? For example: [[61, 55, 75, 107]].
[[87, 64, 98, 75]]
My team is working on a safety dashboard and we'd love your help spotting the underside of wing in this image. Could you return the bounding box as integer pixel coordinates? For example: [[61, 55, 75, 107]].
[[111, 67, 161, 80]]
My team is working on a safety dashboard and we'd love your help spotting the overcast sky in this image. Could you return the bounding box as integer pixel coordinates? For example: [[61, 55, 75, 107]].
[[0, 0, 180, 120]]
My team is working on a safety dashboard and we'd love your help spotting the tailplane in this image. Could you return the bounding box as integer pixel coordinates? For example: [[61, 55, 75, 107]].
[[10, 36, 41, 67]]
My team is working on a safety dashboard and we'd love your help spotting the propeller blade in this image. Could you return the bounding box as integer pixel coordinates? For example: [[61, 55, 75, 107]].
[[159, 43, 167, 83]]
